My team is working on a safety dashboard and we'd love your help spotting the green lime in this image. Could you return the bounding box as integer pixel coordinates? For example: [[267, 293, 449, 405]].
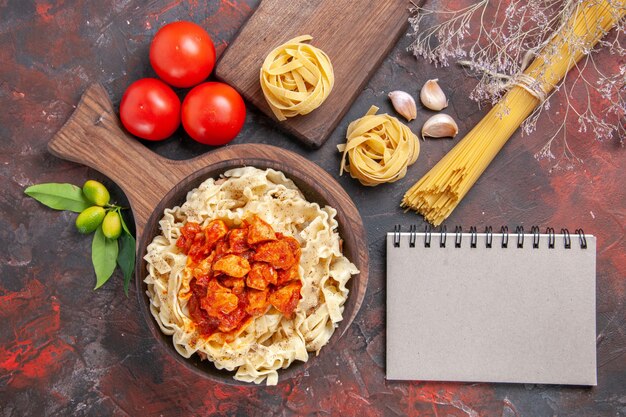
[[76, 206, 106, 234], [82, 180, 110, 206], [102, 211, 122, 239]]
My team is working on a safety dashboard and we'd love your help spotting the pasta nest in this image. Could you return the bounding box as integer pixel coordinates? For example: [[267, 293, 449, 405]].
[[260, 35, 334, 121], [338, 106, 420, 186]]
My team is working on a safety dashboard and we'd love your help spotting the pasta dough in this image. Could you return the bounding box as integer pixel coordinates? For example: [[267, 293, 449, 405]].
[[144, 167, 358, 385], [338, 106, 420, 186], [260, 35, 334, 121]]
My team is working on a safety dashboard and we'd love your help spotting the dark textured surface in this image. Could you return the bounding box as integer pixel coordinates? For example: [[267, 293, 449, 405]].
[[1, 1, 625, 416]]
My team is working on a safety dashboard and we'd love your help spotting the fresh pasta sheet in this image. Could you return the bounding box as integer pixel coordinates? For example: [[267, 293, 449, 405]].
[[144, 167, 358, 385]]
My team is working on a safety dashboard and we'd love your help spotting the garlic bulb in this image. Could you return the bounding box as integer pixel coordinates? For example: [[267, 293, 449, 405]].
[[388, 91, 417, 121], [420, 79, 448, 111], [421, 114, 459, 139]]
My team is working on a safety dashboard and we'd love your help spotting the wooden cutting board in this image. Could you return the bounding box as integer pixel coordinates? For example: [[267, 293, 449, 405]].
[[215, 0, 410, 148], [47, 83, 370, 383]]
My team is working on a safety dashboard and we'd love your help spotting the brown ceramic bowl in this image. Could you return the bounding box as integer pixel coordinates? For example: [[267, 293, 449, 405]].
[[134, 157, 369, 385]]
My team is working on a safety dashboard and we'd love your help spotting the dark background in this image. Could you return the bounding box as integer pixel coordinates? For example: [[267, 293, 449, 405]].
[[1, 0, 625, 415]]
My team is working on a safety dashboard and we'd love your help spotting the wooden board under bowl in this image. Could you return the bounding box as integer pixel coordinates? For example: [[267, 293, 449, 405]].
[[47, 83, 369, 385], [215, 0, 410, 148]]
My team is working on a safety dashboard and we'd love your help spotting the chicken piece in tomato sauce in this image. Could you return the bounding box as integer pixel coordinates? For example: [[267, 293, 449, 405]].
[[246, 214, 276, 245], [217, 307, 248, 333], [269, 281, 303, 318], [279, 234, 301, 259], [246, 262, 278, 290], [177, 215, 303, 338], [245, 289, 270, 316], [200, 279, 239, 317], [228, 227, 249, 253], [213, 254, 250, 278], [220, 276, 245, 295], [277, 264, 299, 286], [192, 253, 214, 279], [176, 222, 201, 252], [253, 239, 296, 270], [179, 220, 228, 263]]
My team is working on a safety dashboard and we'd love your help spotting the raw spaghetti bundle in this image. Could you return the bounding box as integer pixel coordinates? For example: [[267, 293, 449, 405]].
[[403, 0, 626, 225], [338, 106, 420, 186], [260, 35, 334, 121]]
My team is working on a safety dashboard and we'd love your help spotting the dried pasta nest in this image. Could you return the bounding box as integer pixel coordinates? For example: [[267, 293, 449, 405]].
[[260, 35, 334, 121], [338, 106, 420, 186]]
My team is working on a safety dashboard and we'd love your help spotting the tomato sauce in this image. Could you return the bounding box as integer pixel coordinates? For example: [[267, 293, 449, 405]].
[[176, 215, 303, 339]]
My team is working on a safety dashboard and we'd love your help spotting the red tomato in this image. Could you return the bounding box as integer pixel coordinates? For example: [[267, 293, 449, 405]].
[[120, 78, 180, 141], [119, 78, 181, 141], [150, 21, 216, 88], [182, 82, 246, 145]]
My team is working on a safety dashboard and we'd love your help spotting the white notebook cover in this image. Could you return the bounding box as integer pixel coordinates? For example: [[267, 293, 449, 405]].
[[386, 232, 597, 385]]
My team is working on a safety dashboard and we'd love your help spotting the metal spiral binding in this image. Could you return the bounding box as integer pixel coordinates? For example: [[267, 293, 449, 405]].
[[392, 224, 585, 249], [515, 226, 525, 248], [409, 225, 417, 247], [501, 226, 509, 248], [393, 225, 401, 247], [561, 228, 571, 249], [424, 225, 432, 248], [469, 226, 478, 248], [575, 228, 587, 249], [531, 226, 540, 248], [440, 225, 447, 248], [546, 227, 555, 248]]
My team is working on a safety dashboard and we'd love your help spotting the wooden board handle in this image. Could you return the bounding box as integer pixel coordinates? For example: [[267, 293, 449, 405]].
[[47, 84, 188, 236]]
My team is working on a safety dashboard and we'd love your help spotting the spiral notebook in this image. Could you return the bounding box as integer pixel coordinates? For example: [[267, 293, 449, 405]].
[[386, 226, 597, 386]]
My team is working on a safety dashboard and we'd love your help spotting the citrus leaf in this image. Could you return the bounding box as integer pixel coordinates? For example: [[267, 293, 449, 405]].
[[118, 209, 132, 236], [24, 183, 91, 213], [117, 232, 136, 296], [92, 227, 119, 289]]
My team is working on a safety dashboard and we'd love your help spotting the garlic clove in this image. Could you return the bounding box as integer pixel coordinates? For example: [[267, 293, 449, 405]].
[[388, 90, 417, 121], [420, 79, 448, 111], [421, 114, 459, 139]]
